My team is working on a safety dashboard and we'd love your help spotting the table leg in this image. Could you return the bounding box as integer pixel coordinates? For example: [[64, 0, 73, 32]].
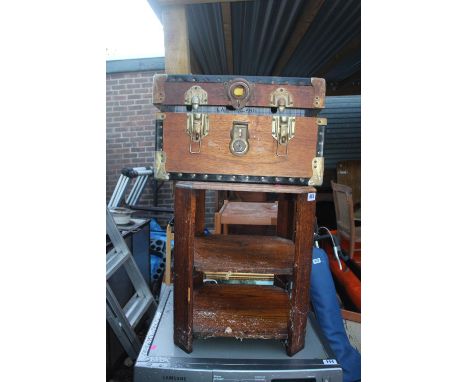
[[173, 186, 199, 353], [286, 193, 316, 356], [277, 193, 295, 240]]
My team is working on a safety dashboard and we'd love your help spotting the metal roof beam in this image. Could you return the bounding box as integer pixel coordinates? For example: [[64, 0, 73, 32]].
[[272, 0, 325, 76]]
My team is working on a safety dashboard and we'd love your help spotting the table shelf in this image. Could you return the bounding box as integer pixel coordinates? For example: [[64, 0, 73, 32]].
[[193, 284, 289, 339], [194, 234, 294, 275]]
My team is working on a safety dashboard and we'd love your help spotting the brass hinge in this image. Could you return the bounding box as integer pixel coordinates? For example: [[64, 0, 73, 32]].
[[154, 151, 169, 180], [272, 115, 296, 157], [308, 157, 324, 186], [270, 87, 293, 112], [184, 85, 208, 107]]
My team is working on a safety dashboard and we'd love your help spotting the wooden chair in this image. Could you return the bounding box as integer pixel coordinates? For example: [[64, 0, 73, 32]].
[[331, 181, 361, 259], [214, 200, 278, 234]]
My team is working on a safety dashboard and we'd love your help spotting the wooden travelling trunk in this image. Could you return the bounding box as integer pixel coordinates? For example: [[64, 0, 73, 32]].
[[153, 75, 327, 186]]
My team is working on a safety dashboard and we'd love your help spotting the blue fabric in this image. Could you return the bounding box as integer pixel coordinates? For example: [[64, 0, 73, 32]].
[[310, 247, 361, 382], [150, 218, 163, 233]]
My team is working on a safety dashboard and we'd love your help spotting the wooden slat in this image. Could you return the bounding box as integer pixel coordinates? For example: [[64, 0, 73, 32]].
[[176, 181, 317, 194], [193, 284, 289, 339], [272, 0, 325, 76], [221, 2, 233, 74], [286, 193, 315, 356], [162, 5, 191, 74], [194, 234, 294, 274], [218, 201, 277, 226]]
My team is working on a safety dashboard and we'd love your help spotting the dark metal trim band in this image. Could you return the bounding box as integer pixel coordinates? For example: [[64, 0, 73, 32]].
[[164, 105, 320, 116], [168, 172, 312, 186], [166, 74, 313, 86], [316, 125, 326, 157]]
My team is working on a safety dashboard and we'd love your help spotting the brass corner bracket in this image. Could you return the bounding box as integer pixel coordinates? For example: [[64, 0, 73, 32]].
[[154, 151, 169, 180], [308, 157, 324, 186]]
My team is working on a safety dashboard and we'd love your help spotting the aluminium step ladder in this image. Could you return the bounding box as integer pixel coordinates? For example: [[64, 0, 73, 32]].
[[106, 207, 156, 359], [108, 166, 154, 208]]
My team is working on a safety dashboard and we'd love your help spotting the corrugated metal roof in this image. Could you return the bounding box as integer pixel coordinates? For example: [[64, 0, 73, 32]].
[[320, 95, 361, 169], [282, 0, 361, 78], [230, 0, 306, 75], [186, 0, 360, 84], [187, 3, 229, 74]]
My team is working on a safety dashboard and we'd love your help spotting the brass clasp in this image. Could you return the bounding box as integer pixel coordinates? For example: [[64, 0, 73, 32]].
[[186, 112, 209, 154], [184, 85, 209, 154], [272, 115, 296, 157]]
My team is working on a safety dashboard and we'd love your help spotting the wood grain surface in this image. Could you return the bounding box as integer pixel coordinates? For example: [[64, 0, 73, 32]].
[[176, 181, 317, 194], [193, 284, 289, 339], [277, 194, 295, 240], [217, 201, 278, 225], [173, 187, 196, 352], [286, 193, 316, 356], [158, 80, 325, 109], [194, 234, 294, 274], [164, 113, 318, 178]]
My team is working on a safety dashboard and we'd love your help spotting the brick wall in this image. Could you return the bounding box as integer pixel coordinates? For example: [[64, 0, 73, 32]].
[[106, 69, 216, 229]]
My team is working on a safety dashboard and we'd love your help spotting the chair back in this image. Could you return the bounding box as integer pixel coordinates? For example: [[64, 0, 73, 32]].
[[331, 181, 355, 238]]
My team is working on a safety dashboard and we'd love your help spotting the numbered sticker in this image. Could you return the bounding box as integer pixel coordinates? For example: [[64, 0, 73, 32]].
[[323, 359, 338, 365], [307, 193, 316, 201]]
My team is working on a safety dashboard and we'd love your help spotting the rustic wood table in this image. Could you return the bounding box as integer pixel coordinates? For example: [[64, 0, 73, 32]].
[[173, 181, 317, 356]]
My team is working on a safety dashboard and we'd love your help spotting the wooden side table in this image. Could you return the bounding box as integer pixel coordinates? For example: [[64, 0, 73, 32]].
[[173, 181, 317, 356]]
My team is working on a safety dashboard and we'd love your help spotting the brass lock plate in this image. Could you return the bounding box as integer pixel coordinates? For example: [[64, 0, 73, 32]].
[[229, 122, 250, 156]]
